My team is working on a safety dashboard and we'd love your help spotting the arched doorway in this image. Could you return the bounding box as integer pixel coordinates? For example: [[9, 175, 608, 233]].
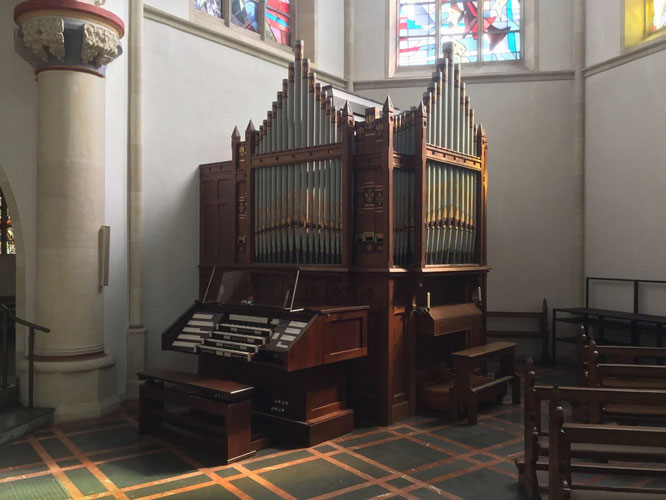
[[0, 186, 16, 388], [0, 165, 25, 394]]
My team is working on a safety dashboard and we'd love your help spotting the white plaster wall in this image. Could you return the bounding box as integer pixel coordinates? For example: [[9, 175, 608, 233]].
[[586, 0, 622, 66], [585, 51, 666, 317], [316, 0, 345, 77], [103, 0, 130, 396], [0, 0, 38, 348], [538, 0, 573, 71], [142, 19, 289, 370], [360, 81, 577, 317], [353, 0, 386, 81]]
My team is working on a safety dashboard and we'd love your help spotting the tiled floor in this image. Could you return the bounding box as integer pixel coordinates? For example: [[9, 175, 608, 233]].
[[0, 364, 661, 499]]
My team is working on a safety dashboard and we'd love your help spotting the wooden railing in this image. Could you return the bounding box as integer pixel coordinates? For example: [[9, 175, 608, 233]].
[[0, 303, 50, 408]]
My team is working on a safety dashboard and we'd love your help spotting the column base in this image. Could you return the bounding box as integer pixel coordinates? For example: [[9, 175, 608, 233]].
[[18, 353, 119, 423]]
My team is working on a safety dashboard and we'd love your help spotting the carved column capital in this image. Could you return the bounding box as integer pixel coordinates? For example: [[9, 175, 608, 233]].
[[14, 0, 125, 76]]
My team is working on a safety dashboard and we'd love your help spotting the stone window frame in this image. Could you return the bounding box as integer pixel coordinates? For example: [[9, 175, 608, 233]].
[[189, 1, 315, 59], [386, 0, 537, 78]]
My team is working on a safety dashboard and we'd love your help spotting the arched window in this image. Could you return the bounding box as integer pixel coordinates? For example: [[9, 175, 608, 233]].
[[650, 0, 666, 33], [398, 0, 521, 67], [195, 0, 292, 46], [0, 189, 15, 255]]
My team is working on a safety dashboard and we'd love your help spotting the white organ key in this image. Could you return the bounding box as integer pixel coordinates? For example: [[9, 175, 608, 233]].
[[289, 321, 308, 328], [192, 313, 214, 320], [177, 333, 204, 341], [229, 314, 269, 324], [284, 327, 301, 335], [188, 320, 214, 327]]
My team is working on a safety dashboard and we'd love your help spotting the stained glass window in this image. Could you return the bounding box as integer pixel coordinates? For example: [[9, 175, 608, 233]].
[[266, 0, 291, 46], [195, 0, 222, 18], [0, 189, 16, 255], [232, 0, 260, 33], [194, 0, 292, 46], [651, 0, 666, 32], [398, 0, 521, 66]]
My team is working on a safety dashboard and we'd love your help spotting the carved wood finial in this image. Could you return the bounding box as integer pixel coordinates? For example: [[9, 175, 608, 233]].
[[383, 95, 393, 113], [231, 126, 241, 140], [246, 120, 256, 132]]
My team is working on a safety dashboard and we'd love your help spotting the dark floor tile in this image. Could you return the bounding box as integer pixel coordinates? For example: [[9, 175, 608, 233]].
[[0, 463, 49, 480], [470, 453, 494, 463], [230, 476, 283, 499], [64, 467, 107, 496], [0, 442, 41, 469], [0, 474, 69, 500], [492, 409, 524, 425], [244, 449, 313, 471], [55, 457, 80, 468], [385, 476, 414, 488], [33, 430, 54, 439], [125, 473, 210, 499], [339, 430, 396, 448], [60, 419, 126, 435], [167, 483, 237, 499], [69, 425, 148, 454], [215, 466, 240, 478], [410, 459, 475, 482], [409, 486, 450, 498], [260, 457, 366, 498], [354, 438, 449, 473], [391, 426, 413, 434], [97, 450, 195, 488], [40, 437, 72, 460], [433, 422, 517, 449], [314, 444, 336, 453], [491, 440, 524, 457], [435, 467, 521, 499], [332, 484, 391, 499], [412, 433, 472, 455], [331, 451, 391, 478], [89, 441, 163, 463]]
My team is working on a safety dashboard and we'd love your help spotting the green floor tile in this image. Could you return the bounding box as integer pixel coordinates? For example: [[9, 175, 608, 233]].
[[435, 467, 520, 499], [331, 452, 391, 479], [338, 431, 395, 449], [354, 438, 450, 472], [0, 474, 69, 500], [125, 473, 209, 499], [385, 476, 414, 489], [331, 484, 391, 499], [96, 450, 195, 488], [410, 459, 475, 482], [0, 442, 41, 469], [244, 449, 313, 471], [230, 476, 283, 499], [260, 458, 366, 498], [69, 425, 148, 454], [40, 438, 72, 460], [215, 466, 240, 479], [0, 463, 49, 480], [64, 467, 107, 496], [167, 484, 237, 499]]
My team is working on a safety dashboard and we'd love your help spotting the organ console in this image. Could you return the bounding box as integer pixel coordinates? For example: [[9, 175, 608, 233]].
[[163, 39, 489, 439]]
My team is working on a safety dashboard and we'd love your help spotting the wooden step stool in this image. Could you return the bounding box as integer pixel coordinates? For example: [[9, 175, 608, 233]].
[[138, 368, 255, 464], [452, 341, 520, 424]]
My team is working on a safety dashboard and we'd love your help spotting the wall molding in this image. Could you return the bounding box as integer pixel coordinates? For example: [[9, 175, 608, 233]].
[[584, 35, 666, 78], [354, 70, 575, 90], [143, 5, 347, 88]]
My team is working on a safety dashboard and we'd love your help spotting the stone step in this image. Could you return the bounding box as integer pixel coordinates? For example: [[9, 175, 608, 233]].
[[0, 403, 54, 446]]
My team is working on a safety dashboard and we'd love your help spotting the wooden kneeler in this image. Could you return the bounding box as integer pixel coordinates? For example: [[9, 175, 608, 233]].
[[138, 369, 256, 464]]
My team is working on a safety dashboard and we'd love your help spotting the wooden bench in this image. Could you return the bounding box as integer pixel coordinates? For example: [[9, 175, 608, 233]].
[[549, 401, 666, 500], [451, 341, 520, 424], [517, 358, 666, 499], [138, 368, 256, 464], [487, 299, 549, 362]]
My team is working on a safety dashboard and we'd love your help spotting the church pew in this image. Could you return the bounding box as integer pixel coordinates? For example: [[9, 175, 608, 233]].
[[548, 400, 666, 500], [516, 358, 666, 499]]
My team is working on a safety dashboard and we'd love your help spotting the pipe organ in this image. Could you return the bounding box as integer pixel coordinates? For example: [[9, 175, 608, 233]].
[[187, 40, 489, 429]]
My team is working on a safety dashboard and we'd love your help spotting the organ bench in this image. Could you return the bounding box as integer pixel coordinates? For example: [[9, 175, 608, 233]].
[[138, 368, 256, 464]]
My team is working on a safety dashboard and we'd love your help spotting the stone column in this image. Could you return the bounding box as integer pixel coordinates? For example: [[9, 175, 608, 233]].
[[14, 0, 125, 422]]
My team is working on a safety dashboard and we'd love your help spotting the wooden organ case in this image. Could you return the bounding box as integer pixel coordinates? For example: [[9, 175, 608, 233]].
[[191, 40, 489, 428]]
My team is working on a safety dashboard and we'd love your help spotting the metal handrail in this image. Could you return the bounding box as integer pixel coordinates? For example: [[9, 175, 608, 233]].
[[0, 303, 50, 408]]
